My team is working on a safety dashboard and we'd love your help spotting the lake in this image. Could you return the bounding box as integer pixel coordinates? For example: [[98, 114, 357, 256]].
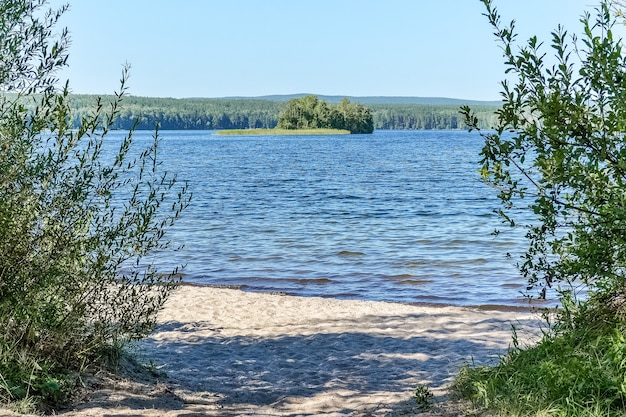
[[106, 129, 545, 308]]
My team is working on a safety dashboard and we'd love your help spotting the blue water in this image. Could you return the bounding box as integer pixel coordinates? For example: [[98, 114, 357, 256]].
[[106, 129, 543, 307]]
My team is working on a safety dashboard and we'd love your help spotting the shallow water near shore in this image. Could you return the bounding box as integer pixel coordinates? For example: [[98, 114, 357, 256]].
[[105, 129, 546, 308]]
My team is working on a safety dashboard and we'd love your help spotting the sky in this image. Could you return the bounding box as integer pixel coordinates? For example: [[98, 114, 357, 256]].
[[48, 1, 601, 101]]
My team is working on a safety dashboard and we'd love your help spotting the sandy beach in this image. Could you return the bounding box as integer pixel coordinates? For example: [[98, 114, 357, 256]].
[[4, 285, 541, 416]]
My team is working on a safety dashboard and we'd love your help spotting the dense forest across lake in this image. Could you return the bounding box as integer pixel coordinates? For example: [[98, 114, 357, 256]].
[[63, 94, 500, 131]]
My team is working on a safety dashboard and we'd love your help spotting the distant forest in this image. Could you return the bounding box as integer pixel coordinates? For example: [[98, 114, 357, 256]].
[[63, 94, 500, 131]]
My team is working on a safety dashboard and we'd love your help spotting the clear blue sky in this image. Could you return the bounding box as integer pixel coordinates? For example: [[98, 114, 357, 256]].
[[49, 1, 600, 100]]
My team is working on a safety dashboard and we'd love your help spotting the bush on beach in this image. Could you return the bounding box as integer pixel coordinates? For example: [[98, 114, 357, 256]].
[[0, 0, 189, 411], [458, 1, 626, 415]]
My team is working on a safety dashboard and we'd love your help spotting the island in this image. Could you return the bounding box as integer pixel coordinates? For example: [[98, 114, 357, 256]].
[[215, 95, 374, 135], [214, 127, 351, 136]]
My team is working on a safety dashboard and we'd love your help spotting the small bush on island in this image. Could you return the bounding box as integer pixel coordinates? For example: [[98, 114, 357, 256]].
[[458, 0, 626, 415], [0, 0, 190, 412]]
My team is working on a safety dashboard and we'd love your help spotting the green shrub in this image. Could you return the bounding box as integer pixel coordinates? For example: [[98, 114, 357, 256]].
[[458, 0, 626, 415], [414, 384, 434, 411], [0, 0, 190, 410]]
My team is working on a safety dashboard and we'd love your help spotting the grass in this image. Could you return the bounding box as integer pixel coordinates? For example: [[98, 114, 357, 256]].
[[214, 128, 351, 136], [453, 299, 626, 416]]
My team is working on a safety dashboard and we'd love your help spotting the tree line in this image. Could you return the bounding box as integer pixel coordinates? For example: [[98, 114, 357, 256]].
[[369, 103, 498, 130], [61, 94, 499, 131]]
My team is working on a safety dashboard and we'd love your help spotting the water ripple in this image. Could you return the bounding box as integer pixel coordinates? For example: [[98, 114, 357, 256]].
[[106, 130, 540, 307]]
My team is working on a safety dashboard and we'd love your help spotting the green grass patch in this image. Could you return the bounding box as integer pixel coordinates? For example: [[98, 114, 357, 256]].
[[214, 128, 351, 136], [453, 302, 626, 417]]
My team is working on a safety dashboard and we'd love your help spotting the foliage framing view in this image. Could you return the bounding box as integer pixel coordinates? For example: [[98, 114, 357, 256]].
[[458, 1, 626, 415], [463, 0, 626, 305], [0, 0, 189, 410]]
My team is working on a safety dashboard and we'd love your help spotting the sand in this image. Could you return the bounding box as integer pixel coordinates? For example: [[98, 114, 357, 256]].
[[3, 285, 541, 416]]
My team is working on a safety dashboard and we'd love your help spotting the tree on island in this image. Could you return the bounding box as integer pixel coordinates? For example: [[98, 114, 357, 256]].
[[277, 95, 374, 134]]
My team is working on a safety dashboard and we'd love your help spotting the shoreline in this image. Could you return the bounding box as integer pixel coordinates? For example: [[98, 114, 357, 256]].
[[6, 285, 541, 416], [213, 127, 351, 136], [51, 284, 536, 417], [181, 281, 547, 313]]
